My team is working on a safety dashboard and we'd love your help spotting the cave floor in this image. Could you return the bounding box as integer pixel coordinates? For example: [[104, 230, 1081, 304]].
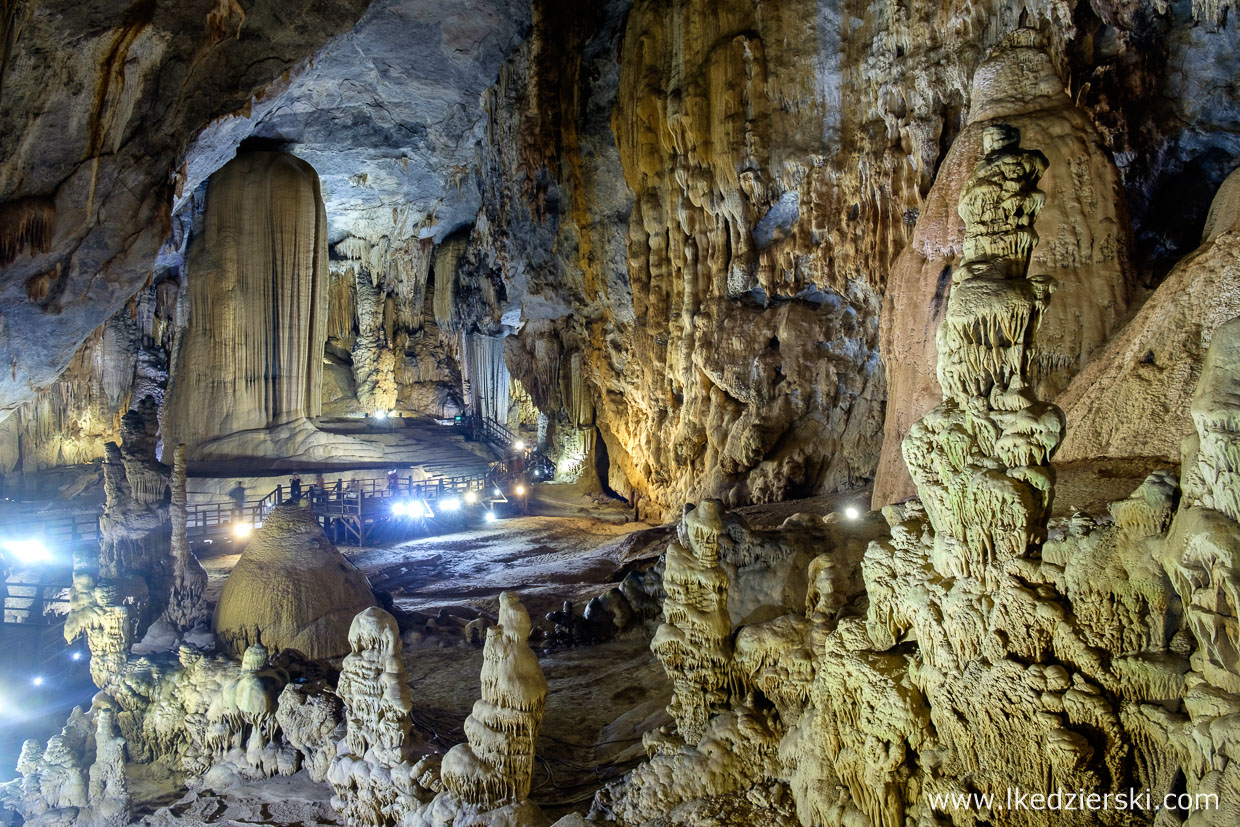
[[146, 503, 671, 824]]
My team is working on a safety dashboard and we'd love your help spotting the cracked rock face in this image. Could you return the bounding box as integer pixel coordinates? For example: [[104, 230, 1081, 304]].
[[0, 0, 370, 419]]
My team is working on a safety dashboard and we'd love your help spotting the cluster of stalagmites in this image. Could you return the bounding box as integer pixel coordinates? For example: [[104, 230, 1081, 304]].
[[4, 589, 553, 827], [591, 133, 1240, 827]]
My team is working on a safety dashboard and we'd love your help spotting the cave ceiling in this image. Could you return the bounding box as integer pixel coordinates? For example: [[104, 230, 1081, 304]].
[[180, 0, 530, 245]]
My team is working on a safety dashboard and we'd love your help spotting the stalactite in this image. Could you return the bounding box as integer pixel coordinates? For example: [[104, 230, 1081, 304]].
[[433, 234, 467, 332], [0, 195, 55, 267], [466, 333, 511, 425]]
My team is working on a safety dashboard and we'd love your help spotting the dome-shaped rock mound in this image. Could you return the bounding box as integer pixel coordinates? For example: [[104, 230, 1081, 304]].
[[213, 505, 377, 660]]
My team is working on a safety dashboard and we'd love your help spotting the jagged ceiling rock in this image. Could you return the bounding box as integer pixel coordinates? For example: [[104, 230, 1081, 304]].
[[0, 0, 371, 418], [181, 0, 530, 245]]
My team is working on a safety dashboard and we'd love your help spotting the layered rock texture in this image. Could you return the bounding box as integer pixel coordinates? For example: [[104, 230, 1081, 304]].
[[593, 137, 1240, 827], [213, 506, 377, 660], [163, 150, 330, 455], [1057, 165, 1240, 463]]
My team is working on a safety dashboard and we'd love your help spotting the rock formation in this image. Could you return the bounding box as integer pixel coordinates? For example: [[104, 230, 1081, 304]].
[[163, 150, 381, 461], [900, 123, 1063, 587], [1057, 164, 1240, 463], [2, 707, 131, 827], [66, 397, 171, 687], [874, 29, 1132, 506], [651, 502, 736, 744], [163, 443, 208, 632], [328, 606, 436, 827], [434, 592, 549, 825], [214, 500, 376, 664], [213, 505, 378, 660]]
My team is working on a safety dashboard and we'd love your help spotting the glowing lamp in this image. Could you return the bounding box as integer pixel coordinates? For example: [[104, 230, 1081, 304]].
[[464, 491, 478, 505], [232, 522, 253, 539], [71, 651, 82, 662], [515, 485, 526, 496], [844, 506, 860, 520], [442, 497, 461, 512], [484, 511, 498, 523], [2, 538, 50, 565], [374, 410, 388, 420], [31, 676, 44, 687], [514, 440, 526, 451]]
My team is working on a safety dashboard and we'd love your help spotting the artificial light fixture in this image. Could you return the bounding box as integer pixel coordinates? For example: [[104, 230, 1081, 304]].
[[442, 497, 461, 511], [374, 410, 388, 420], [464, 491, 478, 504], [844, 506, 860, 520], [1, 538, 50, 565], [31, 675, 44, 687], [232, 522, 253, 539], [484, 511, 497, 523], [515, 484, 526, 496], [514, 440, 526, 451]]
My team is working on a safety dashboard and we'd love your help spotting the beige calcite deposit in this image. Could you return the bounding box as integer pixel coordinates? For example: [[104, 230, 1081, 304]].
[[329, 606, 437, 827], [429, 593, 550, 826], [1057, 164, 1240, 464], [213, 505, 377, 660], [874, 30, 1133, 506], [596, 127, 1240, 827]]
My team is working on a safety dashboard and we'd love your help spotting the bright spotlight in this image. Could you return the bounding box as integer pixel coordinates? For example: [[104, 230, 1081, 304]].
[[2, 538, 50, 565], [844, 506, 860, 520], [374, 410, 388, 420], [31, 676, 44, 687], [232, 522, 252, 539], [484, 511, 498, 523], [464, 491, 478, 505], [514, 440, 526, 451], [407, 501, 425, 519], [494, 488, 502, 497], [515, 484, 526, 496], [71, 651, 82, 662], [533, 470, 541, 478], [442, 497, 461, 512]]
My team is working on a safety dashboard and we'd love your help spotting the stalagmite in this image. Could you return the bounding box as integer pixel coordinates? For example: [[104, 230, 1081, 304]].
[[651, 501, 735, 744], [66, 397, 171, 687], [901, 124, 1062, 589], [163, 443, 208, 632], [328, 606, 435, 827], [213, 505, 377, 660], [433, 592, 550, 826]]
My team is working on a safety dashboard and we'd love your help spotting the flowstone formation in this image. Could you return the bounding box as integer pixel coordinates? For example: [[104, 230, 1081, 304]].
[[328, 606, 437, 827], [1058, 164, 1240, 464], [66, 397, 172, 687], [429, 592, 549, 826], [651, 502, 735, 744], [213, 505, 377, 660], [594, 134, 1240, 827], [901, 123, 1062, 588], [162, 150, 381, 462]]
